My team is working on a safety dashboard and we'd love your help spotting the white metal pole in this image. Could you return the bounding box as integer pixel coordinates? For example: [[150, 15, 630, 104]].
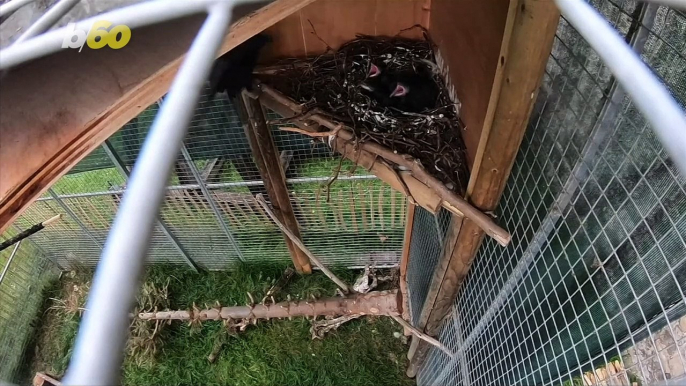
[[0, 0, 217, 70], [554, 0, 686, 177], [0, 0, 36, 19], [12, 0, 81, 44], [63, 3, 234, 384], [0, 241, 22, 286]]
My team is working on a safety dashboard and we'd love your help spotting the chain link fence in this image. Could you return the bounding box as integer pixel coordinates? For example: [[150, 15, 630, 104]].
[[417, 1, 686, 385]]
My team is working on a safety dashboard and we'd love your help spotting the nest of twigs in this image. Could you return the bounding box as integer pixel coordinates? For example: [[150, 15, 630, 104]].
[[261, 32, 469, 194]]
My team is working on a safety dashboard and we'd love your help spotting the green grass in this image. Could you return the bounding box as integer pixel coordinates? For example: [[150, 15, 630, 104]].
[[22, 264, 413, 386], [51, 167, 124, 195]]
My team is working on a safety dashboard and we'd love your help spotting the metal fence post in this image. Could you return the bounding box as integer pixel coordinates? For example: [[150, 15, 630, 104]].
[[48, 188, 103, 249], [64, 5, 235, 384], [179, 144, 246, 262], [102, 140, 199, 272]]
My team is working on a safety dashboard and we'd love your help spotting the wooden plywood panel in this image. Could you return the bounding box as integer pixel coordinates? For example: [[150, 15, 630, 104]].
[[375, 0, 429, 38], [261, 12, 306, 60], [429, 0, 511, 168], [299, 0, 377, 53], [408, 0, 560, 376], [0, 16, 205, 226], [260, 0, 429, 62], [0, 0, 319, 233]]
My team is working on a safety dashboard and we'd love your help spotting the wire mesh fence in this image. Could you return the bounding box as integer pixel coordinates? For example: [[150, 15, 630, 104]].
[[417, 1, 686, 385], [6, 88, 407, 271], [407, 207, 452, 326], [0, 230, 60, 382]]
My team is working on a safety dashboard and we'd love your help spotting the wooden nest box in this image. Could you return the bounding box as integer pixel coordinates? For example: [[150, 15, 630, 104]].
[[0, 0, 560, 248]]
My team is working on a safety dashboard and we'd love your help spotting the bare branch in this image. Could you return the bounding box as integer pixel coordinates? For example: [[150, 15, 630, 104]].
[[255, 194, 353, 293]]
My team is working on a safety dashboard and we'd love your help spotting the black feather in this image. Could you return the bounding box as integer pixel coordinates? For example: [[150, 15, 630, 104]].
[[361, 63, 439, 113], [209, 34, 271, 99]]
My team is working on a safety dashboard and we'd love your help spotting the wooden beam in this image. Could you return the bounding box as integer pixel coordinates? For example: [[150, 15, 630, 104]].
[[0, 0, 318, 234], [399, 202, 417, 325], [241, 93, 311, 274], [408, 0, 560, 376], [429, 0, 512, 167], [256, 84, 510, 245]]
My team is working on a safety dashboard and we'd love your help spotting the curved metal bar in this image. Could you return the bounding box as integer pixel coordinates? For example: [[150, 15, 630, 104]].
[[0, 0, 36, 19], [555, 0, 686, 176], [63, 3, 234, 384], [0, 0, 217, 69], [13, 0, 81, 44]]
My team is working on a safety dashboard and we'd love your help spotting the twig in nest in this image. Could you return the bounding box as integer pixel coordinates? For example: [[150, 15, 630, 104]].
[[324, 150, 345, 202], [307, 20, 332, 52], [279, 124, 342, 137], [390, 315, 455, 358], [255, 194, 353, 293], [258, 84, 510, 246], [256, 34, 471, 196]]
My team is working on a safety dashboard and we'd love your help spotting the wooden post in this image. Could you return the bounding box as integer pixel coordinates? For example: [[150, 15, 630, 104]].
[[399, 202, 416, 325], [240, 93, 312, 274], [407, 0, 560, 376]]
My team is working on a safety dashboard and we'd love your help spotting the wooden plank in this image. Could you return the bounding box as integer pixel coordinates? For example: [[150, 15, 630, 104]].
[[262, 0, 428, 60], [259, 97, 446, 215], [375, 0, 428, 39], [377, 187, 384, 230], [237, 96, 304, 269], [399, 202, 417, 325], [408, 0, 560, 376], [299, 0, 377, 53], [0, 0, 318, 234], [360, 187, 368, 230], [349, 188, 359, 232], [332, 136, 443, 214], [390, 190, 396, 228], [242, 94, 312, 274], [261, 12, 307, 61], [467, 1, 560, 207], [429, 0, 511, 168], [33, 372, 61, 386], [336, 190, 346, 230]]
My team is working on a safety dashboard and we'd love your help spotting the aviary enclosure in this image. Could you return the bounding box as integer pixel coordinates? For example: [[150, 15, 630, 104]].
[[0, 0, 685, 385]]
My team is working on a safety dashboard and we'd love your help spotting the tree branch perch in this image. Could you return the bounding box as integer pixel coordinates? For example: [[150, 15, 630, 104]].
[[256, 83, 511, 246]]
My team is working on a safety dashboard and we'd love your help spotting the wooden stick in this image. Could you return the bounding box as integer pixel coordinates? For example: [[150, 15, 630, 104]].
[[240, 93, 312, 274], [0, 214, 62, 252], [138, 290, 398, 320], [390, 315, 455, 357], [255, 194, 353, 293], [399, 202, 416, 325], [279, 125, 342, 137], [256, 83, 511, 246]]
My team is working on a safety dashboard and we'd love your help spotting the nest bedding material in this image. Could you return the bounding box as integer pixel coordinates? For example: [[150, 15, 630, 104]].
[[261, 34, 470, 194]]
